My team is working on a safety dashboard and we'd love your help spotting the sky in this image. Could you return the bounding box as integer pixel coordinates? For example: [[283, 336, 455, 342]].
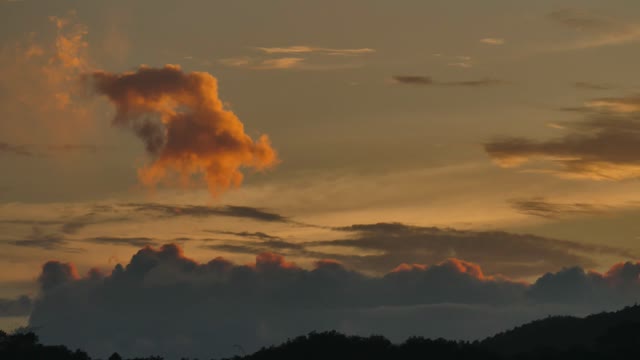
[[3, 0, 640, 358]]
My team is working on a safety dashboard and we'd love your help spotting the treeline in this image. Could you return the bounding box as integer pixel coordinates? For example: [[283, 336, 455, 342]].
[[4, 305, 640, 360]]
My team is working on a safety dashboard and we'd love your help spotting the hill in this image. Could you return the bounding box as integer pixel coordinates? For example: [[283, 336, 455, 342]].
[[4, 305, 640, 359]]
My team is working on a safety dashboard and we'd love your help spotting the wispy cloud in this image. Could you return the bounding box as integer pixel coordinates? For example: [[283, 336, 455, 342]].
[[574, 81, 611, 91], [0, 142, 33, 156], [221, 45, 374, 71], [480, 38, 505, 45], [392, 76, 504, 87], [549, 8, 640, 50], [485, 95, 640, 180], [255, 46, 375, 56], [253, 57, 305, 70], [510, 198, 609, 219]]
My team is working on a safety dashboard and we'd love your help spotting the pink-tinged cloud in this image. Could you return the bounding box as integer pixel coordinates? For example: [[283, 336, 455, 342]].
[[89, 65, 278, 196], [27, 244, 640, 359]]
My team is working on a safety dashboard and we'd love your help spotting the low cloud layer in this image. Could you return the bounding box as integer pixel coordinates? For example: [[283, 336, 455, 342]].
[[485, 95, 640, 180], [28, 244, 640, 359], [89, 65, 277, 196]]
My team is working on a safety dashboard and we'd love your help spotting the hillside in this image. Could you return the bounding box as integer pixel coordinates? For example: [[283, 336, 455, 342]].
[[4, 305, 640, 359]]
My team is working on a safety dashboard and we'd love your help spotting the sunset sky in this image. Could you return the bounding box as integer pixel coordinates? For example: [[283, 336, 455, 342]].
[[3, 1, 640, 358]]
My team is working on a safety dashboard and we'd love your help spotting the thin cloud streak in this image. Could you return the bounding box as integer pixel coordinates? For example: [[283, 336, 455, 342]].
[[255, 46, 375, 55]]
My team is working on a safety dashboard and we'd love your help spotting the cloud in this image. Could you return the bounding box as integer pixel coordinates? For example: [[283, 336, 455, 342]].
[[574, 82, 611, 91], [27, 244, 640, 359], [88, 65, 278, 196], [220, 45, 374, 71], [305, 223, 633, 277], [0, 11, 98, 160], [392, 76, 503, 87], [0, 142, 33, 157], [549, 9, 615, 30], [485, 96, 640, 180], [7, 227, 72, 251], [480, 38, 505, 45], [391, 76, 434, 85], [0, 142, 99, 157], [510, 198, 609, 219], [220, 56, 305, 70], [549, 8, 640, 50], [254, 57, 305, 70], [85, 236, 158, 247], [125, 203, 290, 222], [198, 222, 633, 278], [207, 230, 282, 241], [255, 46, 375, 56], [0, 295, 32, 317], [220, 56, 361, 71]]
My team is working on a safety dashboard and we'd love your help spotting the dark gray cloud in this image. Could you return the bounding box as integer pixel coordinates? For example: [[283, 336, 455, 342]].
[[201, 222, 633, 277], [207, 230, 282, 241], [28, 244, 640, 359], [392, 76, 503, 87], [85, 236, 158, 247], [510, 198, 608, 219], [303, 223, 634, 277], [125, 203, 289, 223], [7, 228, 70, 251], [0, 295, 32, 317], [485, 96, 640, 180]]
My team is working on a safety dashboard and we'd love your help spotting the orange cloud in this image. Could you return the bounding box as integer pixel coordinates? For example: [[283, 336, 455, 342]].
[[89, 65, 278, 196], [0, 12, 90, 142]]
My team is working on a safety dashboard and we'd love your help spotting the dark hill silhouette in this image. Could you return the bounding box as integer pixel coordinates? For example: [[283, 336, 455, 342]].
[[482, 304, 640, 356], [4, 305, 640, 359]]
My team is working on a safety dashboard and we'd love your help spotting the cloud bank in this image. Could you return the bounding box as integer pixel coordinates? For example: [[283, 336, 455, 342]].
[[89, 65, 278, 196], [28, 244, 640, 359], [485, 95, 640, 180]]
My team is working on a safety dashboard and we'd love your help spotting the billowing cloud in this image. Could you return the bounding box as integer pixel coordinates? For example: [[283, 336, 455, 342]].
[[27, 244, 640, 359], [392, 76, 503, 87], [480, 38, 505, 45], [485, 96, 640, 180], [88, 65, 278, 196]]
